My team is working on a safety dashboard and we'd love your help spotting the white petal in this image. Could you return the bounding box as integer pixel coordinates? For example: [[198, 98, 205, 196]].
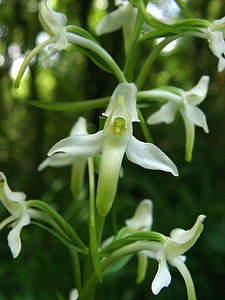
[[0, 173, 26, 216], [184, 105, 209, 132], [96, 135, 127, 216], [126, 136, 178, 176], [125, 199, 153, 231], [210, 16, 225, 32], [38, 153, 75, 171], [96, 4, 129, 35], [39, 0, 67, 36], [207, 31, 225, 71], [103, 83, 139, 123], [142, 250, 158, 262], [147, 102, 177, 125], [151, 250, 171, 294], [7, 211, 30, 258], [48, 131, 104, 157], [0, 172, 26, 203], [185, 76, 210, 105], [170, 215, 206, 244], [217, 55, 225, 72], [208, 31, 225, 57], [70, 117, 88, 135]]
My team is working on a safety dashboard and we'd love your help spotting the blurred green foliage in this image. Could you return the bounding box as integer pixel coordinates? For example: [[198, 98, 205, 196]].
[[0, 0, 224, 299]]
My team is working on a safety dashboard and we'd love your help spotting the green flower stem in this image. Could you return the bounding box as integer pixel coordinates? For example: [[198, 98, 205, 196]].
[[70, 249, 82, 294], [137, 89, 180, 102], [183, 117, 195, 162], [173, 258, 196, 300], [26, 200, 87, 252], [66, 32, 126, 83], [0, 215, 17, 230], [136, 252, 148, 284], [136, 36, 180, 89], [174, 18, 210, 28], [123, 8, 146, 81], [14, 37, 57, 88], [95, 213, 105, 244], [140, 31, 174, 43], [70, 159, 87, 199], [137, 106, 153, 143], [88, 158, 103, 282]]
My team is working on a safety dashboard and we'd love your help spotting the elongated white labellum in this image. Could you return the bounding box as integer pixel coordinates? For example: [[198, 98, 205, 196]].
[[96, 134, 127, 216]]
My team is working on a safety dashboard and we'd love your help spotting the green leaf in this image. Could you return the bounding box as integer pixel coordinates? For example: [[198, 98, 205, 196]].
[[104, 255, 133, 276], [78, 46, 113, 73], [28, 97, 109, 112]]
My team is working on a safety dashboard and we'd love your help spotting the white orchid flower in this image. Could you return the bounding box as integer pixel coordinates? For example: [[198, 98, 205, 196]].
[[206, 17, 225, 72], [125, 199, 153, 283], [48, 83, 178, 216], [38, 0, 68, 66], [39, 0, 68, 51], [147, 76, 209, 161], [39, 117, 88, 199], [0, 173, 36, 258], [145, 215, 206, 300], [96, 0, 138, 53], [125, 199, 153, 232]]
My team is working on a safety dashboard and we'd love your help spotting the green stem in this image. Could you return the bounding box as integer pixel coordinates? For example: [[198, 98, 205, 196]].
[[136, 36, 180, 89], [95, 213, 105, 244], [14, 37, 57, 88], [173, 258, 197, 300], [137, 107, 153, 143], [123, 8, 146, 81], [66, 32, 126, 83], [140, 31, 174, 43], [88, 158, 103, 282], [137, 89, 181, 103], [70, 159, 87, 199], [70, 249, 82, 293]]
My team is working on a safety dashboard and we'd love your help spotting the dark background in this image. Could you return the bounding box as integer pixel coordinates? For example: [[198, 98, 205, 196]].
[[0, 0, 224, 299]]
